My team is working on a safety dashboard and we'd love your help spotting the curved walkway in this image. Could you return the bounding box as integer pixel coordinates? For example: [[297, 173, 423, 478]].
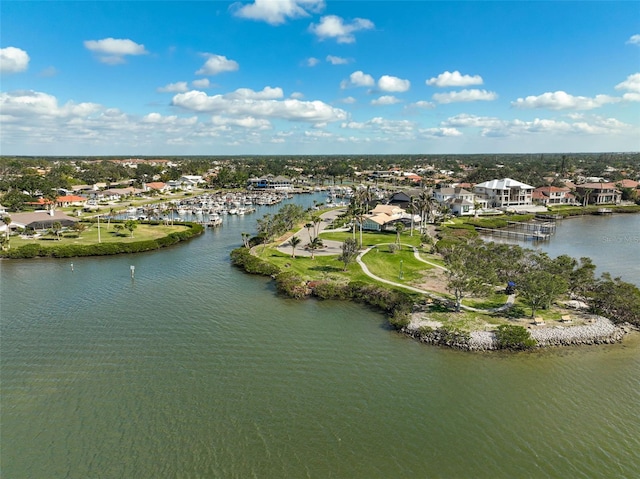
[[356, 243, 514, 313], [275, 213, 514, 314]]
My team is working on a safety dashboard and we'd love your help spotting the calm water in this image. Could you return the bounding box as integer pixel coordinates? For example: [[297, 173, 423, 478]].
[[2, 198, 639, 478]]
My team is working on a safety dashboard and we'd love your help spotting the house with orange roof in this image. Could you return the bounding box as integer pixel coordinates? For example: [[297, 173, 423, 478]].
[[532, 186, 575, 206], [144, 182, 168, 193], [56, 195, 88, 208]]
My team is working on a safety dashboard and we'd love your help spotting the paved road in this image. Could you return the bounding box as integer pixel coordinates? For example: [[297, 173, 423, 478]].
[[276, 208, 347, 257]]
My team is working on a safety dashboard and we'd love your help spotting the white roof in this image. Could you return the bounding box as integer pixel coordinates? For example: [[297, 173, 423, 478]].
[[474, 178, 534, 190]]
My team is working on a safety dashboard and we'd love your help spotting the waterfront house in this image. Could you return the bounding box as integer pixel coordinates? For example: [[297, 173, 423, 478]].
[[532, 186, 575, 206], [575, 182, 622, 205], [8, 210, 77, 231], [473, 178, 534, 209], [247, 175, 293, 191], [433, 187, 484, 216]]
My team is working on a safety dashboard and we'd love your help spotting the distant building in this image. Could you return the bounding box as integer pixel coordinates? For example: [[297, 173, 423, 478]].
[[8, 210, 77, 231], [532, 186, 575, 206], [473, 178, 534, 208], [247, 175, 292, 190], [575, 183, 622, 205]]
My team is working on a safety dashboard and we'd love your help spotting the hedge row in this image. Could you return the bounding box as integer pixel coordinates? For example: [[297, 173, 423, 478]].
[[1, 223, 204, 259], [230, 247, 281, 276]]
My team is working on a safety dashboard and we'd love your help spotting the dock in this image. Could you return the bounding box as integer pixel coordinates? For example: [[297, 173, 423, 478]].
[[477, 219, 557, 241]]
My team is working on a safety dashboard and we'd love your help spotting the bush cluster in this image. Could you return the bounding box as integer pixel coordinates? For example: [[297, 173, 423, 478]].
[[230, 247, 281, 276], [274, 271, 309, 299], [495, 324, 537, 350]]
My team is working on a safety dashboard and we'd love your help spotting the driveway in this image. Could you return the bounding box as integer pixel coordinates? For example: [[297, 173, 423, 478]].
[[276, 208, 347, 257]]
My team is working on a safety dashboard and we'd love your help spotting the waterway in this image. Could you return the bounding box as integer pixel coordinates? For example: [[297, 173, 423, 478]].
[[1, 196, 639, 478]]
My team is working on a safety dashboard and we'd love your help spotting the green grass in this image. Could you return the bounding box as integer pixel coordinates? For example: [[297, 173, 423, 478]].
[[462, 292, 509, 310], [9, 222, 189, 248], [360, 246, 432, 284], [320, 230, 422, 248], [256, 247, 371, 283]]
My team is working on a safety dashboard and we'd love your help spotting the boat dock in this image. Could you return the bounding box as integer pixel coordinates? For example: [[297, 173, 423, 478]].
[[478, 219, 557, 241]]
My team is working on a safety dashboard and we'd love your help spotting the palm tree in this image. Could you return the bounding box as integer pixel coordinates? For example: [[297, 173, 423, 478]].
[[288, 235, 302, 258], [306, 237, 323, 260]]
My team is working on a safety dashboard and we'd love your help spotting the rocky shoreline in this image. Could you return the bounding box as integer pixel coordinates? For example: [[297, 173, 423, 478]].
[[404, 314, 633, 351]]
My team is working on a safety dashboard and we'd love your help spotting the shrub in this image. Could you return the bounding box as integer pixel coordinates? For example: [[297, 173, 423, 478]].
[[312, 281, 350, 300], [230, 247, 281, 276], [275, 271, 309, 299], [495, 324, 537, 350]]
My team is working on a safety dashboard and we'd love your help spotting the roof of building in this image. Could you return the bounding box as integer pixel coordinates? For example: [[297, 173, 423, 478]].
[[145, 182, 167, 190], [8, 210, 78, 228], [57, 195, 87, 202], [474, 178, 534, 190], [365, 213, 392, 225], [371, 204, 404, 216]]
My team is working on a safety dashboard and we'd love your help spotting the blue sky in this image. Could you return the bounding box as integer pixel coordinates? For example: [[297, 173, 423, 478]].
[[1, 0, 639, 156]]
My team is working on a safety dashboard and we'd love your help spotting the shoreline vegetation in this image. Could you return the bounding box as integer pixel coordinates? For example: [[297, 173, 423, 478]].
[[231, 202, 640, 352], [0, 219, 203, 258]]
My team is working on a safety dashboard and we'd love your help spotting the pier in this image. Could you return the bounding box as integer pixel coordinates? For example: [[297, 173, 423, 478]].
[[478, 219, 557, 241]]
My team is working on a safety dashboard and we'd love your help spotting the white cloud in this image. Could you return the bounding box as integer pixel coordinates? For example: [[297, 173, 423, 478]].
[[196, 54, 239, 75], [617, 78, 640, 100], [171, 87, 347, 123], [419, 127, 463, 138], [511, 91, 620, 110], [309, 15, 374, 43], [0, 47, 30, 74], [615, 73, 640, 93], [433, 89, 497, 104], [340, 96, 357, 104], [192, 78, 211, 89], [157, 82, 189, 93], [326, 55, 349, 65], [306, 57, 320, 67], [83, 38, 148, 64], [142, 113, 198, 126], [407, 100, 435, 109], [211, 115, 271, 129], [371, 95, 401, 105], [378, 75, 410, 92], [0, 90, 101, 119], [440, 113, 633, 137], [232, 0, 325, 25], [426, 70, 483, 87], [341, 117, 414, 136], [626, 34, 640, 45], [290, 91, 304, 99], [341, 70, 375, 89]]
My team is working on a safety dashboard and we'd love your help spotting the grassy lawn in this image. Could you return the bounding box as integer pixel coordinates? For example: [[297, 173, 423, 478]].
[[462, 292, 509, 310], [256, 246, 371, 283], [360, 245, 432, 284], [9, 222, 190, 248], [319, 230, 423, 248]]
